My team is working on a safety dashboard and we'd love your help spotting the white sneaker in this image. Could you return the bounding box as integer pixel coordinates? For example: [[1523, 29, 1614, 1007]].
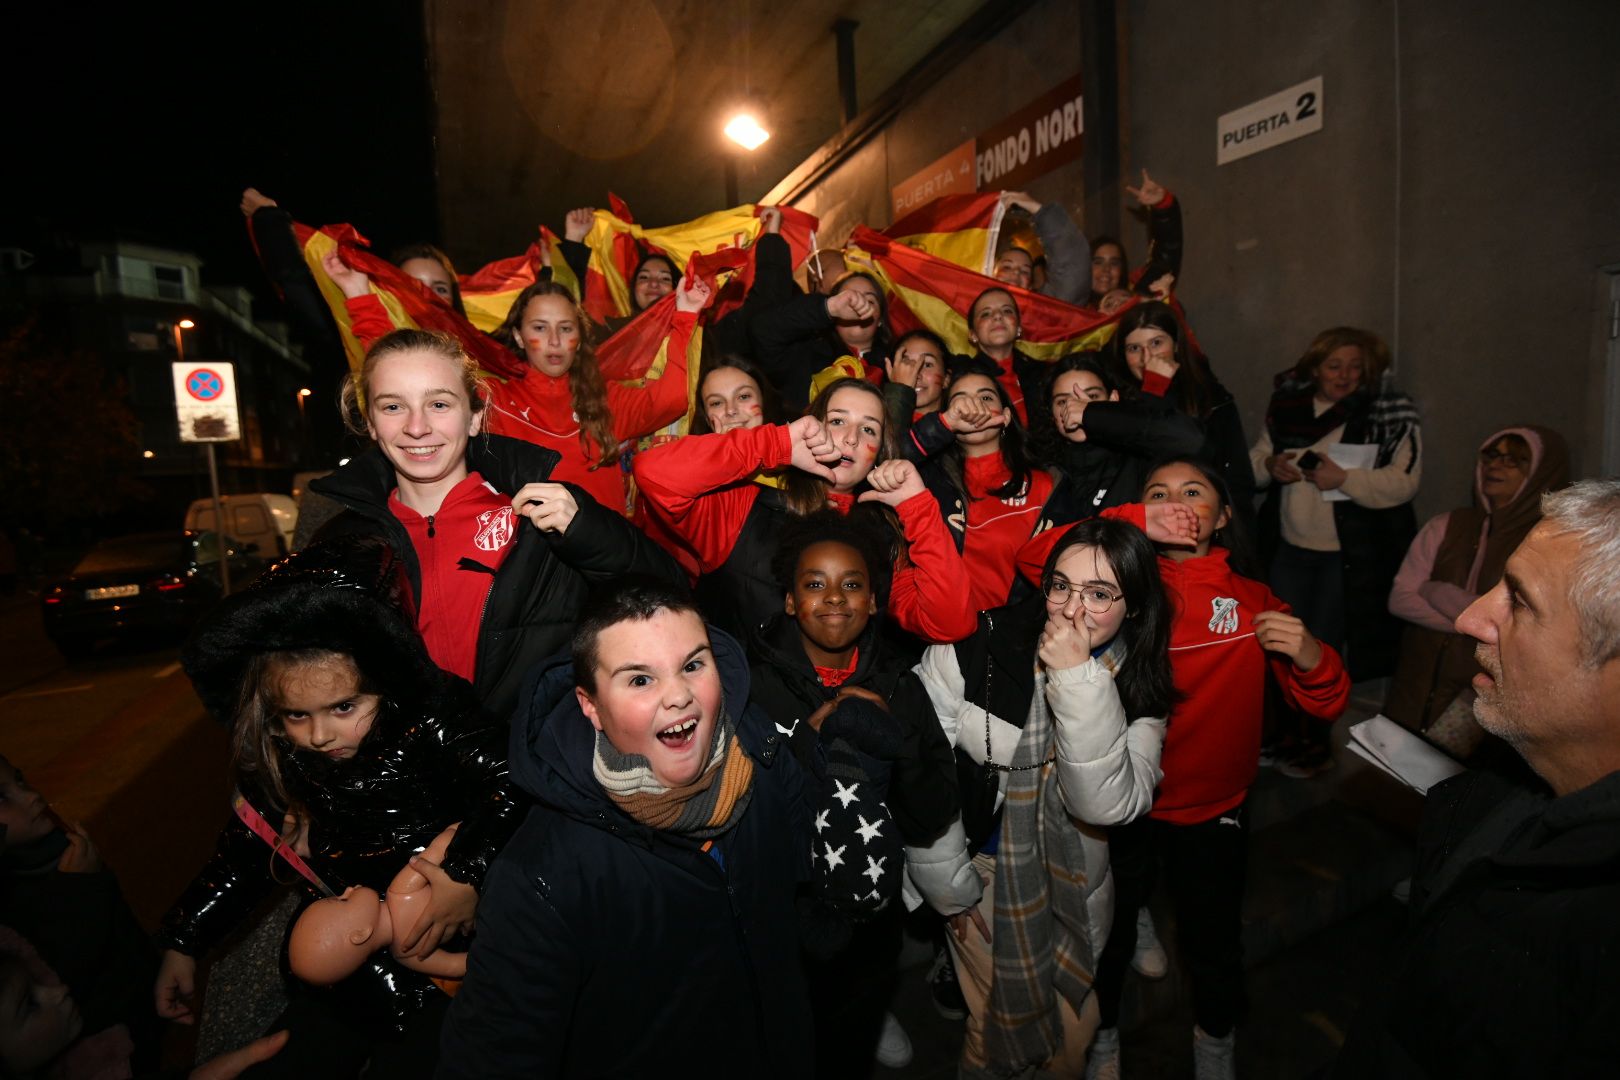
[[875, 1011, 913, 1069], [1084, 1026, 1121, 1080], [1192, 1025, 1236, 1080], [1131, 907, 1169, 979]]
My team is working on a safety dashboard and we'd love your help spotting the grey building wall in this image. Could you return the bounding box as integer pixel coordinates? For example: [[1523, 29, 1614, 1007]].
[[1124, 0, 1620, 517], [784, 0, 1089, 243]]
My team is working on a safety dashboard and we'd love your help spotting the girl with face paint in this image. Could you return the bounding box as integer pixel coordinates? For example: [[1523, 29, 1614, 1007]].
[[1026, 353, 1205, 524], [747, 513, 959, 1075], [1106, 302, 1255, 531], [1014, 458, 1350, 1076], [633, 376, 977, 646], [904, 358, 1054, 614]]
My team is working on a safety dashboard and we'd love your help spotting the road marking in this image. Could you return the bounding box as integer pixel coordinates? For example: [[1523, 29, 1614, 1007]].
[[2, 684, 93, 701], [154, 662, 182, 679]]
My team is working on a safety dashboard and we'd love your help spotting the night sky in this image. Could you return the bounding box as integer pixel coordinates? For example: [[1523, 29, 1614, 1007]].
[[3, 1, 439, 297]]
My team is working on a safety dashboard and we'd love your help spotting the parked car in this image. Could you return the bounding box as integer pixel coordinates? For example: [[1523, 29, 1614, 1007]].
[[184, 493, 298, 557], [40, 531, 268, 658]]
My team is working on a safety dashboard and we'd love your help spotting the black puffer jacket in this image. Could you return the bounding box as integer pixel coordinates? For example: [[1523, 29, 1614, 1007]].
[[1040, 399, 1207, 522], [748, 614, 958, 943], [310, 434, 684, 722], [440, 628, 817, 1079], [159, 536, 522, 1030]]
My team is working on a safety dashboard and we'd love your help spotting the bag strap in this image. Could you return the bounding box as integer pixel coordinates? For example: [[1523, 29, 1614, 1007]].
[[232, 790, 336, 897]]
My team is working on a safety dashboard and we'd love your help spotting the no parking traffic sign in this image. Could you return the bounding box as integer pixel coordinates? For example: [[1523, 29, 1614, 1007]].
[[172, 361, 241, 442]]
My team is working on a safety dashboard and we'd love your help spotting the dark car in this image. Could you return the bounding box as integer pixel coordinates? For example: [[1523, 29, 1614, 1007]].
[[41, 531, 268, 658]]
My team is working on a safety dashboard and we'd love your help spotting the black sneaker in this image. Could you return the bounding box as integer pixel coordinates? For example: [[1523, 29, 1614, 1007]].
[[928, 946, 968, 1021]]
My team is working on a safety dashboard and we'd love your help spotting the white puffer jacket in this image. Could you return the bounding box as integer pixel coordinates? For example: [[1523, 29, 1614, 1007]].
[[902, 644, 1166, 951]]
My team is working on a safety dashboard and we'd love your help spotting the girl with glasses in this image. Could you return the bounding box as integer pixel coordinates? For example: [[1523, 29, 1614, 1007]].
[[907, 517, 1174, 1077]]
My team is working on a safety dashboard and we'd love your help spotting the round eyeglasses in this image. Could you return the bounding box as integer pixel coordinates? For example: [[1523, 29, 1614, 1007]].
[[1043, 576, 1124, 614]]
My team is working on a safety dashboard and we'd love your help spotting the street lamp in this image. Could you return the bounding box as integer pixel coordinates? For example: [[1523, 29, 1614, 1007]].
[[297, 386, 312, 419], [723, 112, 770, 151], [722, 108, 770, 207]]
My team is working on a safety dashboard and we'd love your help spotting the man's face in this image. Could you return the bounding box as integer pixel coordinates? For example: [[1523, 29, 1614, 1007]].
[[578, 609, 722, 789], [1457, 525, 1613, 761]]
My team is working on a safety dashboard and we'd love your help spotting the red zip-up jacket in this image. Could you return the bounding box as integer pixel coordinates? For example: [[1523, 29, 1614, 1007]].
[[346, 295, 693, 514], [1016, 504, 1351, 824], [957, 453, 1054, 612], [386, 472, 518, 682], [634, 424, 978, 644]]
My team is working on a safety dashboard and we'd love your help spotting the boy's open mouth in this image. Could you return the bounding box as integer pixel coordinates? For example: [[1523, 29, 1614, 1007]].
[[657, 717, 698, 747]]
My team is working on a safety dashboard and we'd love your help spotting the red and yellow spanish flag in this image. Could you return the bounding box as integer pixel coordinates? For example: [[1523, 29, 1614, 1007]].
[[847, 225, 1135, 361], [457, 227, 579, 333], [575, 199, 818, 322], [294, 222, 526, 379], [881, 192, 1008, 276]]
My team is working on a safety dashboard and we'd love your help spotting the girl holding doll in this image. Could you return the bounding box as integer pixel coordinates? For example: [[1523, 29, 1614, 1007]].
[[153, 536, 523, 1079]]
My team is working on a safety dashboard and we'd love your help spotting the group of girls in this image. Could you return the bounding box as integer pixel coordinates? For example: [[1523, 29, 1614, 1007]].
[[163, 180, 1376, 1079]]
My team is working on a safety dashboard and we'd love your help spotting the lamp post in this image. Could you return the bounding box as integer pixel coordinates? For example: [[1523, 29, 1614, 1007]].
[[176, 319, 231, 595]]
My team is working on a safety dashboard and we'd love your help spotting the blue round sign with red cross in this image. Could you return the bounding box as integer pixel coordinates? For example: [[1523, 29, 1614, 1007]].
[[186, 368, 225, 401]]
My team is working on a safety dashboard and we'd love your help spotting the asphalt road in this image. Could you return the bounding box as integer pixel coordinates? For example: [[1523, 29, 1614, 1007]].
[[0, 592, 230, 927]]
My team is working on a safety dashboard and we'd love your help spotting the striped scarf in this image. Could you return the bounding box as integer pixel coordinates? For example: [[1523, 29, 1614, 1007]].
[[975, 642, 1123, 1076], [593, 709, 755, 837], [1266, 369, 1420, 469]]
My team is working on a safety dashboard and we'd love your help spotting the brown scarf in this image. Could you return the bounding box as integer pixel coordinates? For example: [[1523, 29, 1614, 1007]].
[[592, 708, 755, 837]]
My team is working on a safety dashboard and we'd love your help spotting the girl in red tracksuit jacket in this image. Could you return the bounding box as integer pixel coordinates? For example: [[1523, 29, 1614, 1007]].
[[633, 375, 977, 646], [327, 255, 699, 515], [1017, 455, 1350, 1076]]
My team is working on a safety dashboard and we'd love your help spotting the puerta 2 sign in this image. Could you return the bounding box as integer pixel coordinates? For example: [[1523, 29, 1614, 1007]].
[[1216, 76, 1324, 165]]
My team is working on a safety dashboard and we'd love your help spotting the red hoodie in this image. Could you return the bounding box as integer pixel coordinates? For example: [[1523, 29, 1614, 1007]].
[[634, 424, 978, 643], [347, 295, 692, 514], [387, 472, 518, 682], [1016, 506, 1351, 824], [958, 453, 1053, 612]]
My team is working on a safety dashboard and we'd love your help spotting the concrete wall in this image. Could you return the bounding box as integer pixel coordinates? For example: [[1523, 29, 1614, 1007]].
[[787, 0, 1089, 243], [1123, 0, 1620, 517]]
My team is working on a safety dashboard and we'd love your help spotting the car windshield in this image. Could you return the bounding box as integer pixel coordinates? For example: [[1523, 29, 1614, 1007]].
[[74, 535, 186, 575]]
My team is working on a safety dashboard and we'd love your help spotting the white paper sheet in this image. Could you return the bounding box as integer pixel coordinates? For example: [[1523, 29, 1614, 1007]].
[[1347, 715, 1466, 795], [1319, 442, 1379, 501]]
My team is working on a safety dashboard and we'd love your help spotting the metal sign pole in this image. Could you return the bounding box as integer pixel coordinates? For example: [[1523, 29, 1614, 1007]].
[[206, 442, 231, 596]]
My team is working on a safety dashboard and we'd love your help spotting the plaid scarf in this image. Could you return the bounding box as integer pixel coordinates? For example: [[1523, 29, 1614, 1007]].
[[592, 708, 755, 838], [1265, 369, 1419, 469], [974, 641, 1123, 1076]]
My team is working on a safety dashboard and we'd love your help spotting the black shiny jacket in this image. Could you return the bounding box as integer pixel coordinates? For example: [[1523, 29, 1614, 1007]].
[[157, 681, 521, 1024]]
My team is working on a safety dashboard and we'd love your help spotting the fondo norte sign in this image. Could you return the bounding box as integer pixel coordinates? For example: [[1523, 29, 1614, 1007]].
[[1217, 76, 1323, 165], [975, 74, 1084, 191]]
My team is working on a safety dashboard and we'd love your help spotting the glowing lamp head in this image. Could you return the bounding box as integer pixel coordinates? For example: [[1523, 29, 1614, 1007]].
[[724, 113, 770, 151], [177, 318, 196, 330], [298, 388, 312, 398]]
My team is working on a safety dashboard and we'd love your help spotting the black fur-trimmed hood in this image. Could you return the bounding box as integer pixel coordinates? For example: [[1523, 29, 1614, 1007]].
[[180, 534, 444, 726]]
